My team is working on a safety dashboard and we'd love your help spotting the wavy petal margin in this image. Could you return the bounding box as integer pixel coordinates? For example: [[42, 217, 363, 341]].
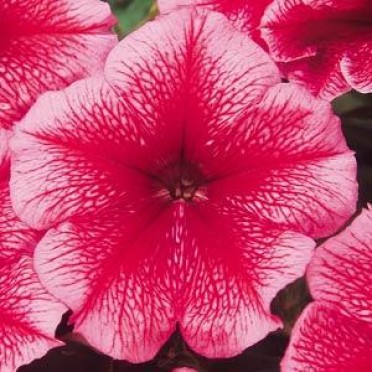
[[0, 175, 67, 371], [308, 206, 372, 323], [157, 0, 272, 47], [283, 207, 372, 371], [341, 40, 372, 94], [207, 83, 357, 238]]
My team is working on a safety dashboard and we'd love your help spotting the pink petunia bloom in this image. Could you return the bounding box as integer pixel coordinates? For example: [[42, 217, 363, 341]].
[[157, 0, 272, 48], [261, 0, 372, 100], [0, 0, 117, 132], [282, 207, 372, 371], [0, 150, 67, 370], [10, 9, 357, 362]]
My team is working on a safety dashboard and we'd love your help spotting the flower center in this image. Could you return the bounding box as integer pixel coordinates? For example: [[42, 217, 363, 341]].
[[155, 162, 207, 203], [169, 175, 199, 201]]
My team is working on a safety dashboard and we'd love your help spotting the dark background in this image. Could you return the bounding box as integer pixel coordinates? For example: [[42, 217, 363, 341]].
[[17, 1, 372, 371]]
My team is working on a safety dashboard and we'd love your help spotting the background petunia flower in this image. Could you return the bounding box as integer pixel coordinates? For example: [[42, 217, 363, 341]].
[[10, 9, 356, 362], [261, 0, 372, 100], [282, 206, 372, 371], [0, 0, 117, 133], [0, 146, 67, 371], [157, 0, 272, 48]]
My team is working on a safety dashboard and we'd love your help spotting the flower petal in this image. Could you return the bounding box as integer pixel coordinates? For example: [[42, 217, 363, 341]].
[[261, 0, 372, 98], [0, 257, 65, 372], [157, 0, 272, 47], [282, 303, 372, 372], [105, 8, 280, 114], [281, 52, 351, 100], [307, 206, 372, 324], [261, 0, 318, 61], [341, 41, 372, 94], [179, 203, 315, 358], [10, 77, 159, 230], [261, 0, 372, 61], [33, 200, 314, 361], [0, 177, 67, 372], [34, 204, 179, 362], [0, 0, 117, 130], [204, 83, 357, 238]]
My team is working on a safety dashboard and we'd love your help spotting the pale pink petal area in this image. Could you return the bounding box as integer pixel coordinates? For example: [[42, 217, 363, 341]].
[[0, 0, 117, 130], [282, 303, 372, 372], [205, 84, 357, 238], [261, 0, 372, 99], [173, 368, 197, 372], [105, 9, 280, 113], [0, 180, 41, 259], [157, 0, 272, 47], [341, 41, 372, 93], [0, 177, 67, 372], [10, 9, 356, 361], [307, 207, 372, 324]]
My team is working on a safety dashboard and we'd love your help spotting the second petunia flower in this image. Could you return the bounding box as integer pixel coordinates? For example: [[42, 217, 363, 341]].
[[282, 206, 372, 371], [0, 0, 116, 131], [10, 9, 357, 362], [261, 0, 372, 100]]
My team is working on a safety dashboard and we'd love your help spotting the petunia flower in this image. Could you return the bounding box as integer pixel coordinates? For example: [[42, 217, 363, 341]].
[[0, 149, 67, 371], [0, 0, 117, 132], [157, 0, 272, 48], [282, 206, 372, 371], [10, 9, 357, 362], [261, 0, 372, 100]]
